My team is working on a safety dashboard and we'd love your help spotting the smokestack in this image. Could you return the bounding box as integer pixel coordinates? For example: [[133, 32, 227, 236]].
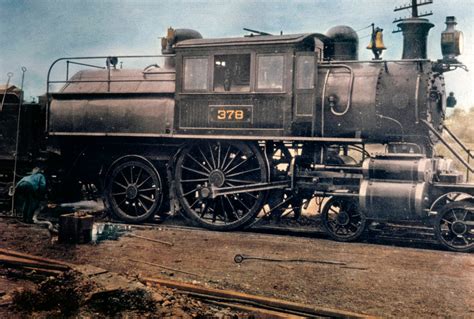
[[397, 18, 434, 59]]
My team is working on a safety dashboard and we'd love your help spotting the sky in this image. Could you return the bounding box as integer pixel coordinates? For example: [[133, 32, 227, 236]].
[[1, 0, 473, 109]]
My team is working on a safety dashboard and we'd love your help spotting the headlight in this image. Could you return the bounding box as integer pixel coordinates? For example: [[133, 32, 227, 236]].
[[441, 16, 463, 61]]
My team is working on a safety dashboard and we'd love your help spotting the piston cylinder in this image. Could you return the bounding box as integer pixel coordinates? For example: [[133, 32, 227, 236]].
[[362, 155, 433, 182], [359, 180, 429, 219]]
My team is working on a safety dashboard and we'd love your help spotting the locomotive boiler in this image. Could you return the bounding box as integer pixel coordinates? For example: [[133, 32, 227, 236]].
[[39, 3, 473, 252]]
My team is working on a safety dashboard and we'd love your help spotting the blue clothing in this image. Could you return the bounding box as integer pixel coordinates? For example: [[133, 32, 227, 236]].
[[15, 172, 46, 223], [16, 172, 46, 195]]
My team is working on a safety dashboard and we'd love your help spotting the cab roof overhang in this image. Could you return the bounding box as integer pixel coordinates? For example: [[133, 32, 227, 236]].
[[174, 33, 328, 50]]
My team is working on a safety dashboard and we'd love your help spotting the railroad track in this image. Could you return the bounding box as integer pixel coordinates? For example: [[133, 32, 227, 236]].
[[0, 209, 444, 251], [143, 277, 375, 319], [110, 215, 443, 251]]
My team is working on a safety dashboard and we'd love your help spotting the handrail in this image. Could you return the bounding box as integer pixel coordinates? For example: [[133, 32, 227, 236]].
[[442, 124, 473, 180], [421, 120, 474, 173], [442, 124, 474, 159], [46, 54, 175, 96]]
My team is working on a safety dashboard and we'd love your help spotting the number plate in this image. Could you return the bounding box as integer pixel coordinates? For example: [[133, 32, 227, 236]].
[[209, 105, 252, 123]]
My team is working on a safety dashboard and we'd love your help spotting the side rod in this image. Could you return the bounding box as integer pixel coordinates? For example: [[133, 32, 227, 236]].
[[211, 180, 289, 198]]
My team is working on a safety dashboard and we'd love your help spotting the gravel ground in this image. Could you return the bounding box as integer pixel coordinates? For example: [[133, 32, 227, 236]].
[[0, 216, 473, 318]]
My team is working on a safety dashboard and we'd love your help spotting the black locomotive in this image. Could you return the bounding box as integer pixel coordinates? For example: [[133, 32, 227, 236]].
[[1, 2, 473, 252]]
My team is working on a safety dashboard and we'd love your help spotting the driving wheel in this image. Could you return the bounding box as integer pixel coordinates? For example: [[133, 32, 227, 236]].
[[175, 141, 268, 231]]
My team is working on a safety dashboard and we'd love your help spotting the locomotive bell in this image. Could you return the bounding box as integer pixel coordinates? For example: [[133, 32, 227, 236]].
[[367, 29, 386, 50], [366, 27, 386, 59], [441, 16, 463, 62]]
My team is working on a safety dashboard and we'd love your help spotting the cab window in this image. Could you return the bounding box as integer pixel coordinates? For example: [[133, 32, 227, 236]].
[[183, 57, 208, 91], [213, 54, 251, 92], [296, 55, 314, 89], [256, 54, 284, 91]]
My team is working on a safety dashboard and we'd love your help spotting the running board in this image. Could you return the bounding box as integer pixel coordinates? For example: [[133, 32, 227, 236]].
[[421, 120, 474, 173], [211, 180, 290, 198]]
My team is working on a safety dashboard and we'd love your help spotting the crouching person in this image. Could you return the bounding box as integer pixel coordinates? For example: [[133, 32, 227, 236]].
[[15, 167, 46, 223]]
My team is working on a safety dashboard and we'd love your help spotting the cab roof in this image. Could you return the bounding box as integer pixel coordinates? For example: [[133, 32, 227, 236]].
[[174, 33, 327, 49]]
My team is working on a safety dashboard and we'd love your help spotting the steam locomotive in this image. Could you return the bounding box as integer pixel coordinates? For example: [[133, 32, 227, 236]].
[[1, 3, 473, 252]]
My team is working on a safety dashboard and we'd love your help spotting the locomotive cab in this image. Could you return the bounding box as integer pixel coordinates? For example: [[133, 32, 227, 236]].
[[173, 33, 325, 137]]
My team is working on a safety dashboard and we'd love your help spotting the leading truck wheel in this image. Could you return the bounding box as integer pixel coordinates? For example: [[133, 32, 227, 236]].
[[435, 201, 473, 252], [321, 197, 366, 242], [104, 156, 163, 223], [175, 141, 268, 231]]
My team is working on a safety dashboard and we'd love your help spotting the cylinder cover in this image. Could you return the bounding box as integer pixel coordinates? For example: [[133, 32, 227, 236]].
[[359, 180, 429, 219]]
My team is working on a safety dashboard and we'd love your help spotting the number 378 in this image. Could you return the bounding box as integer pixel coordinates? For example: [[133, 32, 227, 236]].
[[217, 109, 244, 120]]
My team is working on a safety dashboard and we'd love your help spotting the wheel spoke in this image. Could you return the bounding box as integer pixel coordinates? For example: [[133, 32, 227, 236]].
[[200, 202, 210, 218], [114, 181, 127, 189], [183, 187, 199, 197], [137, 175, 152, 188], [189, 198, 200, 209], [186, 153, 211, 173], [226, 167, 261, 178], [220, 197, 229, 222], [138, 187, 157, 193], [441, 218, 452, 225], [120, 170, 130, 185], [117, 197, 127, 207], [198, 146, 214, 170], [222, 151, 241, 172], [133, 203, 138, 216], [182, 165, 209, 177], [220, 145, 231, 169], [138, 198, 150, 212], [139, 194, 155, 203], [242, 192, 258, 200], [234, 195, 250, 211], [208, 143, 217, 169], [224, 195, 238, 219], [217, 143, 222, 169], [452, 210, 459, 221], [226, 156, 253, 175], [112, 191, 127, 196], [135, 167, 143, 184], [211, 201, 217, 223]]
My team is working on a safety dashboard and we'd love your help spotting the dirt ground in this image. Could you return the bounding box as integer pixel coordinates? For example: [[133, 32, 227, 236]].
[[0, 216, 473, 318]]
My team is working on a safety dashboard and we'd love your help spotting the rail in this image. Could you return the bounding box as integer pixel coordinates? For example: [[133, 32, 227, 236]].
[[421, 120, 474, 175], [46, 54, 175, 96], [442, 124, 474, 180]]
